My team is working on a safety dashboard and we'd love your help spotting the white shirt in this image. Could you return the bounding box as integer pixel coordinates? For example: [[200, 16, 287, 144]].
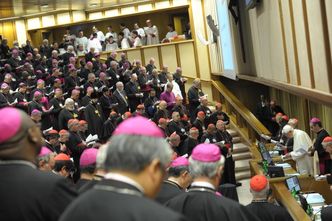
[[87, 38, 102, 52], [104, 172, 145, 193], [106, 42, 118, 51], [290, 129, 314, 175], [122, 28, 131, 39], [133, 37, 142, 47], [144, 25, 159, 45], [164, 80, 183, 99], [191, 181, 215, 190], [96, 31, 105, 42], [166, 31, 178, 39], [136, 28, 145, 38], [75, 36, 88, 51], [121, 38, 130, 49], [105, 32, 118, 41]]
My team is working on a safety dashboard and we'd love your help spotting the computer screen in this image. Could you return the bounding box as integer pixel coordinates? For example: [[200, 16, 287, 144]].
[[285, 176, 301, 192], [262, 151, 273, 165]]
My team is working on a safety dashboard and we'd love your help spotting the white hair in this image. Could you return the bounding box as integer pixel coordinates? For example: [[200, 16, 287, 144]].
[[65, 98, 74, 105], [104, 135, 172, 173], [189, 156, 225, 179], [96, 144, 108, 169], [282, 125, 294, 135]]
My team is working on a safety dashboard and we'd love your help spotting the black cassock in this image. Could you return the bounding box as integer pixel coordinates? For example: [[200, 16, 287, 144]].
[[84, 103, 104, 138], [101, 118, 116, 142], [246, 201, 293, 221], [322, 206, 332, 221], [156, 180, 184, 204], [165, 186, 261, 221], [58, 108, 79, 130], [0, 162, 77, 221], [59, 179, 186, 221], [181, 137, 199, 156]]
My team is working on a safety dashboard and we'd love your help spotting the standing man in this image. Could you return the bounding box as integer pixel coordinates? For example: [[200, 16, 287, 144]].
[[165, 143, 261, 221], [188, 78, 204, 123], [60, 117, 186, 221], [84, 92, 104, 139], [309, 117, 330, 174], [125, 74, 143, 112], [282, 125, 314, 175], [156, 157, 192, 204], [145, 19, 159, 45], [75, 30, 88, 52], [0, 107, 77, 221], [113, 81, 129, 115]]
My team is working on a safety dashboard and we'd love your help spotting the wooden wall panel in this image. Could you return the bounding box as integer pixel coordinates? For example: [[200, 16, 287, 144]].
[[0, 21, 16, 47], [303, 0, 329, 92], [280, 0, 297, 85], [160, 45, 177, 73], [178, 42, 196, 79], [143, 47, 160, 69], [126, 49, 142, 64], [292, 0, 312, 88]]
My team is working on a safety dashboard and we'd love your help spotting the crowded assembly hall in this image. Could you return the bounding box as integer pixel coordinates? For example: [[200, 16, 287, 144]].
[[0, 0, 332, 221]]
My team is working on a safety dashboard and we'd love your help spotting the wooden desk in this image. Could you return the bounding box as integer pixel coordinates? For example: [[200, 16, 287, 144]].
[[250, 160, 332, 221]]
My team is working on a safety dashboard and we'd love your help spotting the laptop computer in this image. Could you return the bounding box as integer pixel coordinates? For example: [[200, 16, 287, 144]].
[[268, 166, 285, 178], [285, 176, 301, 193]]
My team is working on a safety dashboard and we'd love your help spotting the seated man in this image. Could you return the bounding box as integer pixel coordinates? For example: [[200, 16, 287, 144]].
[[37, 146, 56, 171], [246, 175, 293, 221], [53, 153, 76, 182], [60, 117, 186, 221], [156, 157, 192, 204]]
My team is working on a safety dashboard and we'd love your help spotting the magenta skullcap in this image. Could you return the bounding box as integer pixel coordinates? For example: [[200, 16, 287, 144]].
[[99, 72, 106, 78], [80, 148, 98, 167], [0, 108, 22, 144], [38, 146, 53, 157], [34, 91, 42, 98], [1, 83, 9, 89], [86, 61, 93, 66], [170, 156, 189, 167], [37, 79, 44, 84], [310, 117, 321, 124], [113, 116, 164, 138], [31, 109, 41, 116], [191, 144, 221, 162], [36, 70, 42, 74]]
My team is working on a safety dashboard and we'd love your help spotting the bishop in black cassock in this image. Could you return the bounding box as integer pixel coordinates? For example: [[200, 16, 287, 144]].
[[165, 143, 261, 221]]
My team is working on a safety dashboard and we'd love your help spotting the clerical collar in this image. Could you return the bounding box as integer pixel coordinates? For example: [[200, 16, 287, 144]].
[[104, 172, 145, 194], [191, 181, 216, 190], [251, 199, 268, 203], [0, 160, 37, 169], [164, 179, 182, 189]]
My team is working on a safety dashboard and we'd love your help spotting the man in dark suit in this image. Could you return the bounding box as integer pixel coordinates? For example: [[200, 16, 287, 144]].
[[0, 107, 77, 221], [113, 81, 129, 114], [156, 157, 192, 204], [60, 117, 186, 221], [188, 79, 204, 123], [125, 74, 143, 113]]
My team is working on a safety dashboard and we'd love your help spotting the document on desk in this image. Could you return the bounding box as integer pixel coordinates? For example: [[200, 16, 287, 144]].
[[275, 163, 292, 169], [303, 193, 325, 205]]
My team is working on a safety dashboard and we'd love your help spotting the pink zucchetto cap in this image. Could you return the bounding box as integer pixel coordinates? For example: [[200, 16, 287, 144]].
[[113, 116, 164, 138], [99, 72, 106, 78], [38, 146, 53, 157], [0, 108, 22, 144], [191, 144, 221, 162], [1, 83, 9, 89], [80, 148, 98, 167], [31, 109, 41, 116], [37, 79, 44, 84], [34, 91, 42, 98], [310, 117, 321, 124], [170, 156, 189, 167]]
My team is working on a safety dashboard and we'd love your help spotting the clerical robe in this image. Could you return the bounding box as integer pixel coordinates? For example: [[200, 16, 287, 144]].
[[145, 25, 159, 45]]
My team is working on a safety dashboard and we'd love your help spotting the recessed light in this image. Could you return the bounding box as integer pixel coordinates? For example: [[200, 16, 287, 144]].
[[41, 4, 49, 8], [90, 3, 98, 7]]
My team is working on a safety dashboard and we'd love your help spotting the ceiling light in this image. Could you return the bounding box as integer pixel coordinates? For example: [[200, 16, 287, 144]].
[[90, 3, 98, 7], [41, 4, 49, 8]]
